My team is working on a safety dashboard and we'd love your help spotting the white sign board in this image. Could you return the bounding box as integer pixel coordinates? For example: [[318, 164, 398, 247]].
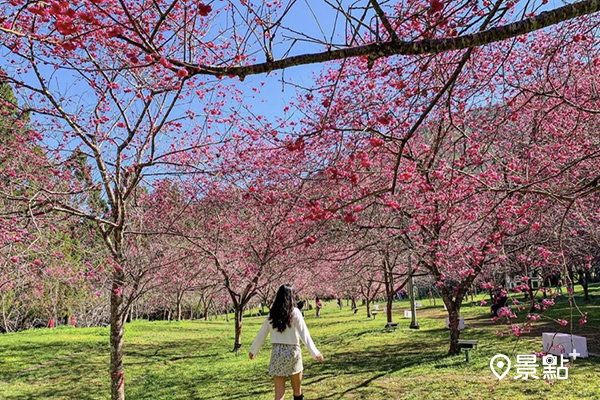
[[542, 333, 588, 358]]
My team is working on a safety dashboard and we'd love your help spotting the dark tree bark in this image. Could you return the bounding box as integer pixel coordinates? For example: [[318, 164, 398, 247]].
[[160, 0, 600, 79], [446, 303, 462, 356], [233, 305, 244, 352], [108, 229, 127, 400]]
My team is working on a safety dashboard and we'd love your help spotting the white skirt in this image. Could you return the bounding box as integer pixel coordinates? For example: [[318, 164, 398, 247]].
[[269, 344, 303, 376]]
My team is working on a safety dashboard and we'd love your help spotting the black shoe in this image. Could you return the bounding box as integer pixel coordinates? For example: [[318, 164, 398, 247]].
[[294, 395, 304, 400]]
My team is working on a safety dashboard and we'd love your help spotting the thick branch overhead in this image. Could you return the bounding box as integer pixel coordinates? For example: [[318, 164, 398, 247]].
[[179, 0, 600, 78]]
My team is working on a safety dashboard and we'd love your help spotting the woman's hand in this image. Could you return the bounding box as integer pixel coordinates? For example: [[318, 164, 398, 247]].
[[249, 352, 255, 360], [315, 353, 324, 362]]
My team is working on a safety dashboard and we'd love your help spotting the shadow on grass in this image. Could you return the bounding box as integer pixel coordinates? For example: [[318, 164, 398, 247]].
[[126, 360, 275, 400], [306, 341, 452, 400], [0, 342, 109, 383], [1, 354, 108, 400]]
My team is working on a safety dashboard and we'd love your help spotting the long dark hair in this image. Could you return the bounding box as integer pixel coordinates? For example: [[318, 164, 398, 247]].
[[269, 285, 294, 333]]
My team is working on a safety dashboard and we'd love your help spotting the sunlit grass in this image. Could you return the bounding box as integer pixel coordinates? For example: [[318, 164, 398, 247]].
[[1, 285, 598, 399]]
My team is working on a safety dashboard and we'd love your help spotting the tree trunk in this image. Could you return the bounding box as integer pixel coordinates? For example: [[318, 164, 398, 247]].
[[366, 298, 371, 318], [52, 285, 59, 327], [201, 298, 208, 321], [233, 306, 243, 352], [429, 286, 436, 306], [176, 293, 183, 321], [110, 271, 126, 400], [582, 274, 589, 301], [386, 295, 393, 324], [383, 266, 394, 324], [579, 269, 590, 301], [2, 293, 10, 333], [446, 304, 461, 355]]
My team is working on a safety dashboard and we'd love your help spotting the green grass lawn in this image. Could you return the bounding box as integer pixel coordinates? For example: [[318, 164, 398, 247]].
[[1, 285, 599, 400]]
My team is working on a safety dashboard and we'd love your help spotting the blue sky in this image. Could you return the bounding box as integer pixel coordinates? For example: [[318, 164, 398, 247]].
[[220, 1, 352, 119]]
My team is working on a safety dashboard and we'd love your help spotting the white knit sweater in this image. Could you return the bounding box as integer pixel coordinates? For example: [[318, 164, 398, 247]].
[[249, 307, 320, 358]]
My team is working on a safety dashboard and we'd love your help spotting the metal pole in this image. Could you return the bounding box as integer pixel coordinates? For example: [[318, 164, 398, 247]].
[[408, 254, 420, 329]]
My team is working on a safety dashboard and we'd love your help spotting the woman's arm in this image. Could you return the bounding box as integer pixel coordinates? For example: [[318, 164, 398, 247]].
[[249, 317, 270, 357], [294, 309, 321, 359]]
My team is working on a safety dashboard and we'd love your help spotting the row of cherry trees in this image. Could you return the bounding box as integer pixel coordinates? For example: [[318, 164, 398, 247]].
[[2, 1, 600, 399], [283, 17, 600, 352]]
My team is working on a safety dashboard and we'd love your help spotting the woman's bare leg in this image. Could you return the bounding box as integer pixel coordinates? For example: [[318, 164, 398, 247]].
[[290, 371, 303, 397], [273, 376, 286, 400]]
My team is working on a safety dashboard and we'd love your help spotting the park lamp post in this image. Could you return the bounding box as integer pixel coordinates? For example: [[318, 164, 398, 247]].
[[408, 253, 420, 329]]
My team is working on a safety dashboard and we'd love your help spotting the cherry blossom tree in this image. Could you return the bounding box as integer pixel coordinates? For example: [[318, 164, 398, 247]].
[[0, 5, 237, 396], [280, 16, 600, 353], [2, 1, 600, 398], [179, 139, 329, 350]]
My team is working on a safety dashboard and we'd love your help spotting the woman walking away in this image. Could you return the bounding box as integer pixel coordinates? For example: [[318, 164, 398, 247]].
[[249, 285, 324, 400], [315, 297, 322, 318]]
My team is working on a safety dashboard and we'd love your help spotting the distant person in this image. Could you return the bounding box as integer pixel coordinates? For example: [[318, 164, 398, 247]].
[[556, 278, 563, 294], [297, 300, 305, 316], [249, 285, 324, 400], [491, 289, 508, 317], [315, 297, 322, 318]]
